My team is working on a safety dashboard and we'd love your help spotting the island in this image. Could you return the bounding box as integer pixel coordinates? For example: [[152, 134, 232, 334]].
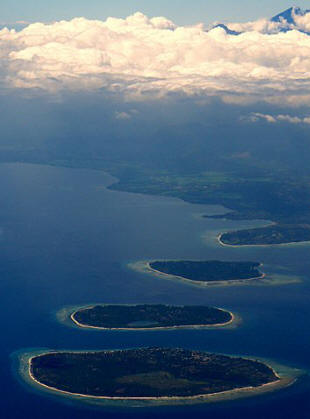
[[219, 224, 310, 246], [148, 260, 263, 283], [71, 304, 233, 330], [29, 347, 284, 400]]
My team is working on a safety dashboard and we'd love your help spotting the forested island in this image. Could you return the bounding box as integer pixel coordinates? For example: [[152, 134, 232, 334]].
[[220, 224, 310, 246], [71, 304, 233, 329], [149, 260, 263, 283], [29, 348, 280, 399]]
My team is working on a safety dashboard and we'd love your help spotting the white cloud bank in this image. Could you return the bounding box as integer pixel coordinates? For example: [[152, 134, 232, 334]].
[[1, 12, 310, 103]]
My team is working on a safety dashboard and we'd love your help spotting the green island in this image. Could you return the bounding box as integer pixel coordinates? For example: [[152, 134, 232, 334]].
[[71, 304, 233, 330], [219, 224, 310, 246], [149, 260, 263, 283], [29, 348, 285, 400]]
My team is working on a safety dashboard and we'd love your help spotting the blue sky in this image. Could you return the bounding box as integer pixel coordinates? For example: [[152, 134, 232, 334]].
[[1, 0, 310, 24]]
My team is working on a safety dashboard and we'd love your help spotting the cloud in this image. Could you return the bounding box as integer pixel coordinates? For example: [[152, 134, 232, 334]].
[[291, 11, 310, 33], [227, 19, 290, 34], [245, 113, 277, 123], [114, 109, 139, 120], [115, 111, 131, 120], [227, 8, 310, 34], [0, 12, 310, 104], [245, 113, 310, 124]]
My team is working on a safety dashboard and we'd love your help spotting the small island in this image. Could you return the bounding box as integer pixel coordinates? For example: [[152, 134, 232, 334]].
[[71, 304, 233, 330], [148, 260, 263, 283], [219, 224, 310, 246], [29, 348, 285, 401]]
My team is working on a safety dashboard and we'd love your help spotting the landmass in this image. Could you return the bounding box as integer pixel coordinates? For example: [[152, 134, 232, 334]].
[[219, 224, 310, 246], [4, 109, 310, 248], [105, 166, 310, 246], [106, 166, 310, 226], [148, 260, 263, 283], [71, 304, 233, 330], [130, 260, 300, 287], [5, 153, 310, 248], [29, 348, 285, 400]]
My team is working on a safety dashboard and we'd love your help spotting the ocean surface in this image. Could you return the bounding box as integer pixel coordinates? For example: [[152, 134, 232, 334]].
[[1, 163, 310, 419]]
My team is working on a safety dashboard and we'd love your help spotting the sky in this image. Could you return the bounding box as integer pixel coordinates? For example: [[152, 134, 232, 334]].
[[1, 0, 310, 25]]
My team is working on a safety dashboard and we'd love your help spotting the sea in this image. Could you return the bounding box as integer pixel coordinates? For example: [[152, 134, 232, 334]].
[[1, 163, 310, 419]]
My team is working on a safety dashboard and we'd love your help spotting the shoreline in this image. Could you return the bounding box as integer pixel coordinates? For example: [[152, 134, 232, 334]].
[[69, 304, 236, 331], [217, 232, 310, 248], [24, 350, 297, 405], [147, 261, 266, 284], [130, 260, 301, 288], [134, 260, 266, 288]]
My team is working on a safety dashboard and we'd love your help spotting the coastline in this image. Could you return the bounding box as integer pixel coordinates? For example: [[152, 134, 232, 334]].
[[130, 260, 301, 288], [130, 260, 267, 288], [21, 349, 299, 406], [69, 304, 236, 331], [217, 232, 310, 249], [147, 260, 266, 283]]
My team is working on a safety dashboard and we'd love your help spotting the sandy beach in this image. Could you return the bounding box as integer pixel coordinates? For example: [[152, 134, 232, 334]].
[[217, 232, 310, 248], [69, 304, 237, 331], [131, 260, 268, 288], [130, 259, 300, 288]]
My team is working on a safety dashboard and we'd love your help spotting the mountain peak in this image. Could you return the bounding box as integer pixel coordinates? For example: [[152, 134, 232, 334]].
[[271, 6, 310, 24], [211, 23, 240, 35]]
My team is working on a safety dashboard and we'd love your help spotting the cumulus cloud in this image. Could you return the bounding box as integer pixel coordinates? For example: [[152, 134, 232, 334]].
[[245, 112, 310, 124], [290, 11, 310, 33], [0, 12, 310, 103], [227, 19, 289, 34]]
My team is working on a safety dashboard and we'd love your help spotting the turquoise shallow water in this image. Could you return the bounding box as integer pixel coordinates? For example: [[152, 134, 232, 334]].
[[2, 163, 310, 418]]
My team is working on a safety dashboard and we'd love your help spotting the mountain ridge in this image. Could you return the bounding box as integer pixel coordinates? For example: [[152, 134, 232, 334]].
[[210, 6, 310, 35]]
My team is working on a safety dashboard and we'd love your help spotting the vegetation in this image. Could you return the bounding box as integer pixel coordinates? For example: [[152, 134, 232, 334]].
[[220, 224, 310, 246], [150, 260, 262, 282], [72, 304, 232, 329], [5, 121, 310, 246], [31, 348, 278, 398], [107, 166, 310, 245], [107, 166, 310, 224]]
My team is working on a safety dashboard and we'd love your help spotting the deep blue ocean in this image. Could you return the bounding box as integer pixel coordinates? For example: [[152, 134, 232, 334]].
[[1, 163, 310, 418]]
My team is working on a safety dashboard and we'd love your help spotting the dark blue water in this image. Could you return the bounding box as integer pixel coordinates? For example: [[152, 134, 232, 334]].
[[1, 163, 310, 418]]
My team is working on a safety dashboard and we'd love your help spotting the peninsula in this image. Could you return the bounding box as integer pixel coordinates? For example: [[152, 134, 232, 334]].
[[219, 224, 310, 246], [29, 348, 283, 400], [71, 304, 233, 330], [148, 260, 263, 283]]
